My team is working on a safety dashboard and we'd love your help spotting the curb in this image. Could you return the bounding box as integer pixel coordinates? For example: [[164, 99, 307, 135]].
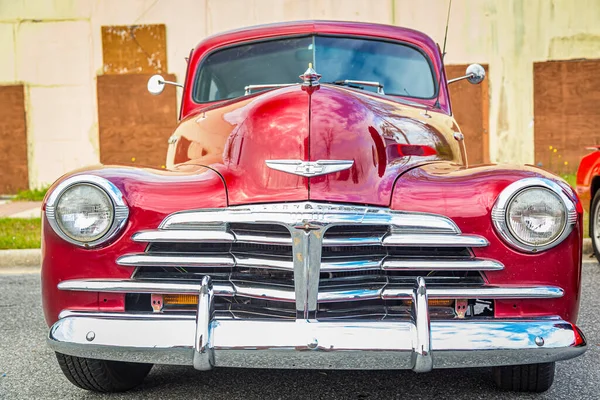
[[583, 238, 592, 256], [0, 239, 595, 270], [0, 249, 41, 269]]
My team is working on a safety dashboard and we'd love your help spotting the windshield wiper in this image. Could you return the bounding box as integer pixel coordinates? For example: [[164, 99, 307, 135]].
[[331, 80, 385, 95], [244, 84, 297, 95]]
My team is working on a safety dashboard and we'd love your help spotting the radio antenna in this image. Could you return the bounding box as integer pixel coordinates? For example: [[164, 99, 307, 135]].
[[434, 0, 452, 108], [442, 0, 452, 58]]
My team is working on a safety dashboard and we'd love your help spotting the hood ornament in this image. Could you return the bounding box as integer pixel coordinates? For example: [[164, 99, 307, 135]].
[[300, 63, 321, 87], [266, 159, 353, 177]]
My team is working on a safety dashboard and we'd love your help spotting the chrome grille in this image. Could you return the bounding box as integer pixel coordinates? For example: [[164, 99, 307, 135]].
[[113, 202, 518, 320], [53, 202, 562, 321]]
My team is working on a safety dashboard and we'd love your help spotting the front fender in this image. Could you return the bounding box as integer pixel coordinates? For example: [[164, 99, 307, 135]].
[[391, 162, 583, 323], [41, 165, 227, 325]]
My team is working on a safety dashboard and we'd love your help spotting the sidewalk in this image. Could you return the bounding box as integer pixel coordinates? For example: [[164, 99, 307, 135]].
[[0, 200, 42, 219]]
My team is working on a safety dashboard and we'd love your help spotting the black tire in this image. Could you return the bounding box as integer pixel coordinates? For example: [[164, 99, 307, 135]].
[[56, 352, 152, 392], [591, 189, 600, 263], [492, 362, 555, 393]]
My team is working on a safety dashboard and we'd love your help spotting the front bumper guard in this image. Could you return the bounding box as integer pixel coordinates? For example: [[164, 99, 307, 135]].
[[48, 277, 587, 371]]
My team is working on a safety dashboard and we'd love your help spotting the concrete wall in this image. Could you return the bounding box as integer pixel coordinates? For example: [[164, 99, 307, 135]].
[[0, 0, 599, 188]]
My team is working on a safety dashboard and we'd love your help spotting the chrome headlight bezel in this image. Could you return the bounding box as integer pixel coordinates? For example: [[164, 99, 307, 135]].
[[491, 177, 577, 253], [46, 175, 129, 248]]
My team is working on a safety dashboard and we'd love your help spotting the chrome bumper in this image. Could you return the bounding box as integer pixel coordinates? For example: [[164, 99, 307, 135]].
[[48, 277, 587, 371]]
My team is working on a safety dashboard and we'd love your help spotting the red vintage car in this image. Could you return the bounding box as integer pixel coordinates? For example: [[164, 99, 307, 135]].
[[42, 21, 586, 393], [576, 146, 600, 261]]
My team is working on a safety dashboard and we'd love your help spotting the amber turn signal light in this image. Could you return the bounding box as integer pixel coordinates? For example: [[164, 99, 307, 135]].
[[163, 294, 199, 306]]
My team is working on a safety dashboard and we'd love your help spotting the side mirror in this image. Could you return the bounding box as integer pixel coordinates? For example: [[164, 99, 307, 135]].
[[147, 74, 166, 95], [147, 74, 183, 95], [448, 63, 486, 85]]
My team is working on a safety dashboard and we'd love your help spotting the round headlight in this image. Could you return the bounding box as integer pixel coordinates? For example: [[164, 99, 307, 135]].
[[492, 178, 577, 252], [55, 184, 114, 242], [46, 175, 129, 247], [506, 188, 566, 246]]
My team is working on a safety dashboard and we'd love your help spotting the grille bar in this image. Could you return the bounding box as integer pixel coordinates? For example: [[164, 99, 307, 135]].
[[382, 234, 488, 247], [117, 254, 235, 268], [131, 231, 486, 248], [159, 202, 461, 234], [133, 230, 234, 243], [118, 253, 502, 273], [58, 279, 563, 302]]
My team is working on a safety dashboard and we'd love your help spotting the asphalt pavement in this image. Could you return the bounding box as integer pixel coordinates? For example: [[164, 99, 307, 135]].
[[1, 259, 599, 400]]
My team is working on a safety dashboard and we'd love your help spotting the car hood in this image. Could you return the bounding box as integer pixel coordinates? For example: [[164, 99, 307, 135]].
[[168, 85, 462, 206]]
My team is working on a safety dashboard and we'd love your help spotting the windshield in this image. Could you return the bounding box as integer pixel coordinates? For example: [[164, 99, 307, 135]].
[[193, 36, 436, 103]]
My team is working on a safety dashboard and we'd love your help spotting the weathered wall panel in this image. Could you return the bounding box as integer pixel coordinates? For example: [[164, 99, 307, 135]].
[[97, 74, 177, 168], [101, 24, 167, 75], [446, 64, 490, 165], [0, 85, 28, 193], [534, 59, 600, 174]]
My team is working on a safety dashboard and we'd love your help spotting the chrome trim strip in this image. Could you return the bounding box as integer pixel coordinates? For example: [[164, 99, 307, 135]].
[[322, 236, 385, 246], [158, 202, 461, 234], [117, 254, 235, 268], [383, 286, 564, 300], [48, 313, 587, 370], [233, 255, 293, 271], [382, 234, 489, 247], [233, 233, 292, 245], [132, 230, 234, 243], [58, 279, 204, 294], [381, 259, 504, 271], [58, 310, 196, 320], [318, 287, 384, 302], [57, 279, 563, 302], [491, 177, 578, 253], [45, 175, 129, 248], [118, 254, 502, 273], [58, 279, 296, 302], [321, 258, 382, 272]]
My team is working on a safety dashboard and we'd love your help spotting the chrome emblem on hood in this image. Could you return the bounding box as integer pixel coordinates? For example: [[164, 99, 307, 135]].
[[266, 160, 354, 177]]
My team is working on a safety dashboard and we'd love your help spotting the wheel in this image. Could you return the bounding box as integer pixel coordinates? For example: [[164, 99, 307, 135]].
[[55, 352, 153, 392], [492, 362, 555, 392], [591, 189, 600, 263]]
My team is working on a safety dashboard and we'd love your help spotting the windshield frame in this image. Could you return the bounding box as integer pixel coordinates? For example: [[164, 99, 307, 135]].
[[191, 33, 439, 104]]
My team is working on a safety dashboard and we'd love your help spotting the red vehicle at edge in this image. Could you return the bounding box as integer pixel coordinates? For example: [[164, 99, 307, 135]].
[[576, 146, 600, 261], [42, 21, 586, 393]]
